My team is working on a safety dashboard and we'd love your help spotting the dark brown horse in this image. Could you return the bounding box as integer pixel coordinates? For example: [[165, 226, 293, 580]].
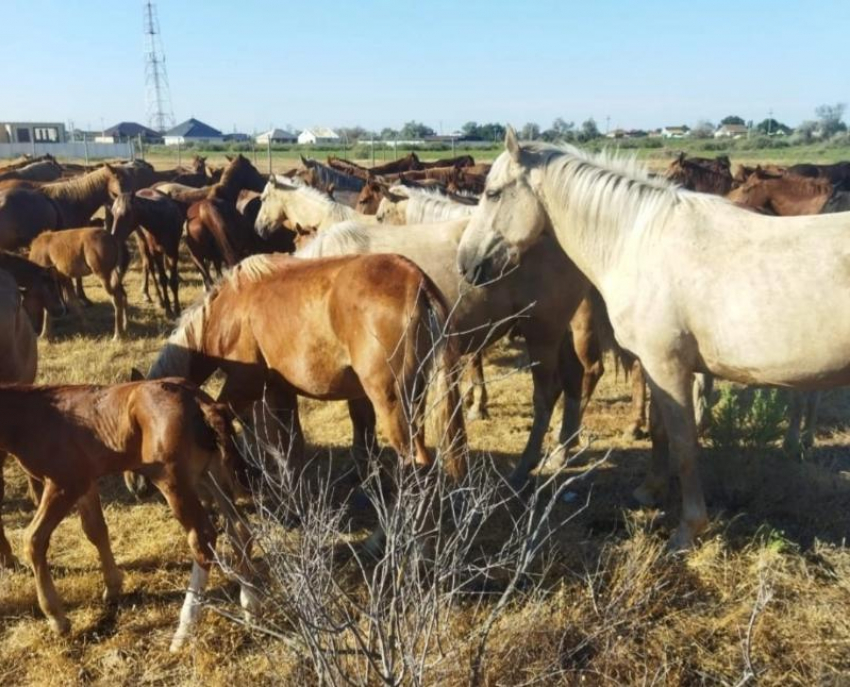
[[787, 160, 850, 186], [0, 164, 141, 250], [111, 190, 185, 317], [145, 253, 466, 481], [0, 157, 63, 183], [0, 379, 258, 650], [0, 252, 66, 335], [665, 153, 735, 195]]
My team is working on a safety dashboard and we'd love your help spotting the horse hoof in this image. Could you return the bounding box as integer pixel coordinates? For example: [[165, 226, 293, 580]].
[[667, 528, 696, 554], [103, 575, 124, 604], [625, 426, 648, 441], [466, 406, 489, 422], [49, 616, 71, 636]]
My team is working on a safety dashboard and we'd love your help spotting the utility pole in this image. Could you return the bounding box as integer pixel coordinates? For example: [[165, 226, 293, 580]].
[[767, 108, 774, 136], [144, 2, 175, 134]]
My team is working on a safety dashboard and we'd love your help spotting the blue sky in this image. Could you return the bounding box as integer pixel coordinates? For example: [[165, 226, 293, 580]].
[[2, 0, 847, 133]]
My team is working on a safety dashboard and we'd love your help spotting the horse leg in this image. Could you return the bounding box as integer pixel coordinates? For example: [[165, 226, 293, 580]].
[[104, 278, 127, 341], [508, 335, 561, 488], [25, 481, 81, 635], [77, 485, 123, 603], [784, 390, 821, 451], [633, 394, 671, 507], [642, 367, 707, 550], [570, 298, 604, 410], [466, 352, 489, 421], [626, 360, 649, 440], [801, 391, 821, 449], [168, 253, 181, 315], [184, 234, 214, 291], [75, 277, 92, 307], [348, 397, 378, 469], [134, 232, 155, 303], [202, 475, 260, 623], [0, 452, 19, 568], [693, 373, 714, 437], [553, 331, 585, 461], [152, 475, 218, 652], [153, 252, 174, 318]]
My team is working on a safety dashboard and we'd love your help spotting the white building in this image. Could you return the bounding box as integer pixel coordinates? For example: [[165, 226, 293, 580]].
[[714, 123, 749, 139], [661, 126, 690, 139], [297, 127, 340, 145], [256, 128, 297, 145]]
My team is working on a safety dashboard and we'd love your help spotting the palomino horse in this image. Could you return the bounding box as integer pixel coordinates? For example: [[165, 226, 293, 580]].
[[376, 185, 478, 225], [29, 228, 129, 339], [295, 218, 602, 486], [0, 163, 141, 250], [0, 270, 38, 568], [457, 128, 850, 549], [255, 178, 378, 233], [111, 190, 184, 317], [0, 379, 258, 650], [144, 253, 466, 482]]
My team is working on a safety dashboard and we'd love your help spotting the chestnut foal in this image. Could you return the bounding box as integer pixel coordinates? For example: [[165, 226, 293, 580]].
[[0, 379, 259, 651]]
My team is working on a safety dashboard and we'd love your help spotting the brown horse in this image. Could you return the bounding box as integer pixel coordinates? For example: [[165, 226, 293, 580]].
[[0, 252, 66, 335], [355, 178, 389, 214], [727, 170, 836, 215], [0, 379, 259, 650], [0, 157, 63, 183], [29, 228, 129, 339], [786, 160, 850, 186], [111, 190, 184, 317], [0, 164, 140, 250], [0, 270, 39, 568], [145, 253, 467, 481], [665, 153, 735, 195], [327, 152, 422, 178], [184, 155, 270, 287]]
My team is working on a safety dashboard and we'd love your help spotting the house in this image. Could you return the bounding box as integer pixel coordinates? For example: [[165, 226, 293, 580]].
[[297, 127, 340, 145], [661, 125, 690, 139], [606, 128, 627, 139], [224, 132, 250, 142], [0, 121, 66, 144], [96, 121, 161, 143], [256, 128, 297, 145], [163, 118, 224, 146], [714, 123, 749, 139]]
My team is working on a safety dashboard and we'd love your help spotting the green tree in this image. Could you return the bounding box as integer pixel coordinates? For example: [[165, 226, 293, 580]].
[[720, 115, 746, 126], [552, 117, 575, 135], [520, 122, 541, 140], [380, 127, 399, 140], [755, 118, 791, 135], [461, 121, 481, 139], [478, 122, 506, 141], [691, 120, 715, 138], [577, 118, 600, 142], [400, 121, 436, 139], [815, 103, 847, 137]]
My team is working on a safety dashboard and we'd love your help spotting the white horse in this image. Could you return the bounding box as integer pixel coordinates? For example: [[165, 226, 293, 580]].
[[254, 178, 377, 234], [296, 218, 600, 484], [377, 186, 477, 225], [457, 127, 850, 549]]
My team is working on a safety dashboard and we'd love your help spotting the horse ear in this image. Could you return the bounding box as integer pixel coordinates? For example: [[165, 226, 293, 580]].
[[130, 368, 144, 382], [505, 126, 521, 163], [300, 154, 309, 166], [294, 223, 309, 236], [327, 183, 335, 196], [225, 155, 233, 162], [677, 151, 686, 163]]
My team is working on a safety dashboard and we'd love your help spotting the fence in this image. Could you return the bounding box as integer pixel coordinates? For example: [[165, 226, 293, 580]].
[[0, 141, 135, 162]]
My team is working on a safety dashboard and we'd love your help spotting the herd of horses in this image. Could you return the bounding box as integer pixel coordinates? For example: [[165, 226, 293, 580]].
[[0, 135, 848, 650]]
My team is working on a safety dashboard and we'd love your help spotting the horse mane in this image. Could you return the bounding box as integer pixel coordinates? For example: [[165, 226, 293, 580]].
[[149, 254, 277, 378], [518, 142, 725, 238], [388, 185, 477, 223], [294, 220, 369, 258], [41, 166, 113, 204], [282, 182, 359, 222]]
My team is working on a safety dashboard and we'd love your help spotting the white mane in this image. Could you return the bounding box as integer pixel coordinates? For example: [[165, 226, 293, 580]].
[[511, 142, 726, 240], [294, 220, 371, 258], [388, 185, 477, 224], [277, 181, 359, 222]]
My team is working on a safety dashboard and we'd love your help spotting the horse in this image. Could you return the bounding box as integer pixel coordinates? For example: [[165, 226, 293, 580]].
[[29, 228, 129, 340], [237, 190, 295, 254], [327, 152, 422, 177], [0, 379, 259, 651], [183, 155, 272, 288], [457, 127, 850, 550], [786, 161, 850, 186], [110, 190, 185, 317], [376, 185, 478, 225], [144, 253, 466, 491], [300, 156, 366, 192], [295, 218, 603, 485], [727, 170, 842, 215], [255, 178, 378, 233], [665, 153, 735, 195], [0, 164, 138, 250], [733, 163, 786, 184], [0, 270, 39, 568], [419, 154, 476, 170], [0, 252, 67, 335], [0, 157, 63, 183]]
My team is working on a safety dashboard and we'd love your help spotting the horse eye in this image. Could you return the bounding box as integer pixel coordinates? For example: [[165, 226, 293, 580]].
[[486, 189, 501, 200]]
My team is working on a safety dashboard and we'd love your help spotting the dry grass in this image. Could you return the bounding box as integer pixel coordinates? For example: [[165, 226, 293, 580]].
[[1, 246, 849, 686]]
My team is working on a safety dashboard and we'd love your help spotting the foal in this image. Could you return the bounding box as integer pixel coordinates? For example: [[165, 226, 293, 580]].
[[28, 228, 129, 339], [0, 379, 259, 651], [111, 190, 184, 317]]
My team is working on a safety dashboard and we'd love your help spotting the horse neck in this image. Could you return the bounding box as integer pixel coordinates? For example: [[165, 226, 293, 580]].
[[43, 168, 111, 221]]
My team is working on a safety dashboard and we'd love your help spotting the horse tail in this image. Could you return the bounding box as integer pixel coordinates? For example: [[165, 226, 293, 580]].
[[200, 202, 239, 267], [417, 274, 467, 481], [588, 287, 634, 381]]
